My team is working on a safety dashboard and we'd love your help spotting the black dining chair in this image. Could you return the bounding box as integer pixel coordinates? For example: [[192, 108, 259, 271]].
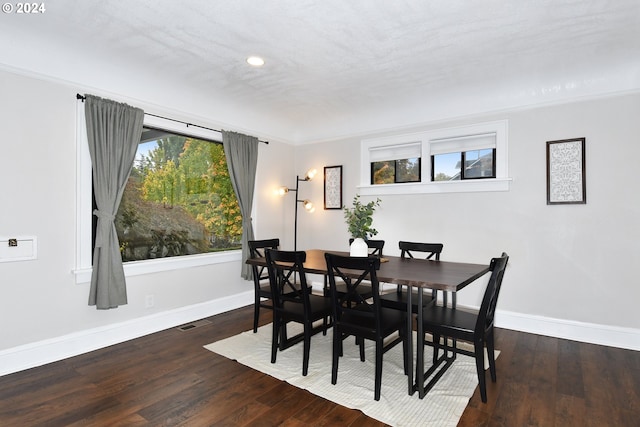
[[248, 238, 280, 333], [419, 252, 509, 403], [266, 249, 332, 376], [324, 252, 409, 401], [380, 241, 443, 313], [325, 239, 386, 304]]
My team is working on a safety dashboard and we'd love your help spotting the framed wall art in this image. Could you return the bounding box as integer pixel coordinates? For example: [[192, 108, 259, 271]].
[[546, 137, 586, 205], [324, 165, 343, 210]]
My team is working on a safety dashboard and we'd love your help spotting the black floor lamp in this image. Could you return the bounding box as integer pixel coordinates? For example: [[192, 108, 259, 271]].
[[278, 168, 316, 251]]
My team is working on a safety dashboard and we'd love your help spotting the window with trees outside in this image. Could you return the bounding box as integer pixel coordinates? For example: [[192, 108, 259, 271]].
[[112, 127, 242, 262], [369, 142, 422, 185], [371, 158, 421, 184]]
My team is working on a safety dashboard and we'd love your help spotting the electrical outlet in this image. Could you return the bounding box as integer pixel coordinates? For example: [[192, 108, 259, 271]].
[[145, 294, 155, 308]]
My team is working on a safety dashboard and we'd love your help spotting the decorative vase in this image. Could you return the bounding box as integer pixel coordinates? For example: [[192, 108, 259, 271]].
[[350, 237, 369, 257]]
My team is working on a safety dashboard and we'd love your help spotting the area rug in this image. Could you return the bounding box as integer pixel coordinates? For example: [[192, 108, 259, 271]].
[[205, 324, 496, 427]]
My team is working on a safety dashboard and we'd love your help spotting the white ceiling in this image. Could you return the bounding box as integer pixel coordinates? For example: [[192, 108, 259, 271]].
[[1, 0, 639, 144]]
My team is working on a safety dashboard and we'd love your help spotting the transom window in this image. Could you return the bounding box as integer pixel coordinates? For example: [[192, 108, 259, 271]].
[[369, 142, 421, 185], [359, 120, 510, 196], [371, 158, 421, 184], [430, 133, 497, 181]]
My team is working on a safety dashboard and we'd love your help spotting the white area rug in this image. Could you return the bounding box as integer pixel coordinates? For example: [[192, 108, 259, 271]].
[[205, 324, 498, 426]]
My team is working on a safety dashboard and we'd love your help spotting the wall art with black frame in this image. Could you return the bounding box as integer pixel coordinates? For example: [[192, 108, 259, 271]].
[[546, 137, 586, 205], [324, 165, 343, 210]]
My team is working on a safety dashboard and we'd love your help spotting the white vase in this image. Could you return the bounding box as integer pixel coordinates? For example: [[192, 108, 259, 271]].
[[350, 237, 369, 257]]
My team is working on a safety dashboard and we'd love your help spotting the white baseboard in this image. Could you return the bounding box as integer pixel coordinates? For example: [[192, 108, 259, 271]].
[[0, 291, 253, 377], [496, 309, 640, 351], [2, 296, 638, 377]]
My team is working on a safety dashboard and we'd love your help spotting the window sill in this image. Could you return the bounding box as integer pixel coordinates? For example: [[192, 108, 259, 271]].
[[73, 250, 242, 285], [358, 178, 512, 196]]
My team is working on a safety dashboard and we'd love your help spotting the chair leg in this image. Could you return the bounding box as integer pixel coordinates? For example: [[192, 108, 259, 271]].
[[279, 321, 287, 351], [474, 339, 487, 403], [302, 324, 311, 376], [331, 329, 340, 385], [374, 339, 383, 401], [271, 317, 279, 364], [432, 333, 441, 364], [486, 329, 497, 382], [253, 297, 260, 333], [359, 337, 365, 362]]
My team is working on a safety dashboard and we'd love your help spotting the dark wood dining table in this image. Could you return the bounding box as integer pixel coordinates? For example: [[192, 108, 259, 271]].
[[247, 248, 491, 398]]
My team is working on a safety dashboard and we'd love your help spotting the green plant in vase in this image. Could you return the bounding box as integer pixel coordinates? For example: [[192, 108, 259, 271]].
[[343, 195, 381, 256]]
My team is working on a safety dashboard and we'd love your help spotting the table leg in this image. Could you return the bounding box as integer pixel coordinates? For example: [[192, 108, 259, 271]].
[[416, 287, 424, 398], [406, 287, 414, 395], [416, 290, 460, 398]]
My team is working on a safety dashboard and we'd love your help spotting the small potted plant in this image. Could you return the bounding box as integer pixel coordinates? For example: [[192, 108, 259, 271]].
[[343, 195, 381, 256]]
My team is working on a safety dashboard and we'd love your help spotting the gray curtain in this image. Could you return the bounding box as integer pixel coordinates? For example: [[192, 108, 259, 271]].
[[222, 130, 258, 279], [85, 95, 144, 309]]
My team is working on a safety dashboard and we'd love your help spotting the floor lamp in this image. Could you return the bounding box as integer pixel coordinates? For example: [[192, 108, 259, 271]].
[[278, 168, 316, 251]]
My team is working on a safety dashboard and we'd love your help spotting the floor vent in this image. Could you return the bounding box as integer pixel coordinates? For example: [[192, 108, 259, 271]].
[[177, 319, 212, 331]]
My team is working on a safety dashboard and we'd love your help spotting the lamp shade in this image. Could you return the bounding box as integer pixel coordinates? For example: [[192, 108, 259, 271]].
[[304, 169, 317, 180], [277, 186, 289, 196], [302, 200, 314, 211]]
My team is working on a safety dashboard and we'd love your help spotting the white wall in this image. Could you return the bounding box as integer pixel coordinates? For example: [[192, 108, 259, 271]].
[[295, 93, 640, 343], [0, 68, 293, 373]]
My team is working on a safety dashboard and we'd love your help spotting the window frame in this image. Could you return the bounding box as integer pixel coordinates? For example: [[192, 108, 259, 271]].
[[359, 120, 510, 196], [74, 105, 242, 285]]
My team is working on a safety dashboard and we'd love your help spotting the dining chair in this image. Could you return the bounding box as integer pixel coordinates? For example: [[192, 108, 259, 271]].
[[380, 241, 443, 313], [419, 252, 509, 403], [326, 239, 386, 304], [265, 249, 332, 376], [248, 238, 280, 333], [324, 252, 409, 401]]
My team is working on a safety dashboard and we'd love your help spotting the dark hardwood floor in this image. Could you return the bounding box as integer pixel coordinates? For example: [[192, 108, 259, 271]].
[[1, 306, 638, 426]]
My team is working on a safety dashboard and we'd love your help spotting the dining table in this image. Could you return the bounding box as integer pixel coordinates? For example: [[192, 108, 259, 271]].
[[247, 248, 491, 398]]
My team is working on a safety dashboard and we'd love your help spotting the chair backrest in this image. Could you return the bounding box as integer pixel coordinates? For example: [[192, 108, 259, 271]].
[[476, 252, 509, 334], [248, 238, 280, 285], [325, 253, 382, 329], [348, 239, 385, 257], [265, 249, 311, 311], [399, 241, 443, 260]]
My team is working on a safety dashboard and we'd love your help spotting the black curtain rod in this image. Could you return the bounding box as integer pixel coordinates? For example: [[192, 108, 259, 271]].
[[76, 94, 268, 144]]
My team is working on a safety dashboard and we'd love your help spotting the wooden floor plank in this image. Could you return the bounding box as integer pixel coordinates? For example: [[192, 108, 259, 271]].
[[524, 335, 558, 426], [557, 339, 585, 398], [555, 394, 587, 427]]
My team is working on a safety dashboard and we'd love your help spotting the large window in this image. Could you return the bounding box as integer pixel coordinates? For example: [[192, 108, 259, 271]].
[[76, 108, 243, 284], [113, 128, 242, 262]]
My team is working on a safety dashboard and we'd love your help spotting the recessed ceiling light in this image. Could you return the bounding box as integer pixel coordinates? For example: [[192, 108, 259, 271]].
[[246, 56, 265, 67]]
